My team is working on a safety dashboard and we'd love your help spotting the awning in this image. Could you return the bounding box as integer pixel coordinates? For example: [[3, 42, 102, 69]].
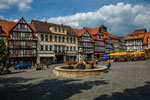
[[107, 52, 129, 56], [66, 53, 76, 56], [38, 54, 54, 57], [130, 51, 144, 55]]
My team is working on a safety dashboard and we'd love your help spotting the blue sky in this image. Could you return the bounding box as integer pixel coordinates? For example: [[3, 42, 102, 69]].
[[0, 0, 150, 36]]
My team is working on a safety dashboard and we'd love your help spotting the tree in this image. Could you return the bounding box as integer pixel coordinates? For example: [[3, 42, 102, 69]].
[[0, 39, 9, 63], [146, 49, 150, 59]]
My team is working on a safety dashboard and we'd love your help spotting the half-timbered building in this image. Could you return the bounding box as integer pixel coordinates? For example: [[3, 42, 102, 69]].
[[119, 36, 126, 52], [143, 32, 150, 53], [125, 29, 147, 52], [73, 29, 94, 61], [7, 17, 37, 66], [101, 25, 120, 53], [83, 27, 105, 59]]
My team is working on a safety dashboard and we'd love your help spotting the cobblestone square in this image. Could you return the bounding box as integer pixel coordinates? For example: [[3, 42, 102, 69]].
[[0, 60, 150, 100]]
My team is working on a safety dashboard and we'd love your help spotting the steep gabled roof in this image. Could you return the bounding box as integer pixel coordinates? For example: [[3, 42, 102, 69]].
[[31, 20, 77, 36], [73, 28, 95, 42], [125, 29, 146, 41], [83, 27, 100, 36], [143, 32, 150, 44], [102, 31, 119, 40], [0, 18, 37, 40], [128, 29, 147, 36], [72, 28, 85, 36]]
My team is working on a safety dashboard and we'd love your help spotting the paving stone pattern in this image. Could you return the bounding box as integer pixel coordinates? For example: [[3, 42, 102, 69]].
[[0, 60, 150, 100]]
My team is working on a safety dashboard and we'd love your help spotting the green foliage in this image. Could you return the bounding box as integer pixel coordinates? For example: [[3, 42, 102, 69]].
[[146, 49, 150, 59], [127, 54, 132, 61], [0, 39, 9, 63]]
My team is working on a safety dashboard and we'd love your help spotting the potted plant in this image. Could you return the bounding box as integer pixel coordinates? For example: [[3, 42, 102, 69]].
[[67, 61, 73, 69], [72, 61, 77, 65]]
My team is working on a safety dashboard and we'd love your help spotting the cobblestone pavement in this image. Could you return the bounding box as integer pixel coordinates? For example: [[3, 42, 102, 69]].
[[0, 60, 150, 100]]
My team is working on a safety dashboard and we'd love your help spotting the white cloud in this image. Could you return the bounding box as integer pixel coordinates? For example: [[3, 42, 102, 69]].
[[45, 2, 150, 36], [0, 15, 4, 19], [41, 18, 47, 22], [0, 0, 33, 11], [0, 15, 19, 23], [13, 19, 19, 22]]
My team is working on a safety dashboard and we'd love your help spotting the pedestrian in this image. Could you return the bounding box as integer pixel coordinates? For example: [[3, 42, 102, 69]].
[[46, 62, 49, 69], [41, 64, 44, 70], [95, 59, 98, 65], [107, 61, 111, 70]]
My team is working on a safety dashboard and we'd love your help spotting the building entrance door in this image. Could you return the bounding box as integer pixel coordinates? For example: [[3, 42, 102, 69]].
[[56, 55, 64, 63]]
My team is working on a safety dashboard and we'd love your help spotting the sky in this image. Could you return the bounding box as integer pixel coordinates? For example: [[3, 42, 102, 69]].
[[0, 0, 150, 36]]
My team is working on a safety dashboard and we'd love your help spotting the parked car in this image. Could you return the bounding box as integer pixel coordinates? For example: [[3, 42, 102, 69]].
[[15, 63, 31, 69]]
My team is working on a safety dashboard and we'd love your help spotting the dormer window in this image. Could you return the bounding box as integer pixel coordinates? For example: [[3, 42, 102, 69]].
[[130, 36, 133, 38], [135, 35, 138, 38]]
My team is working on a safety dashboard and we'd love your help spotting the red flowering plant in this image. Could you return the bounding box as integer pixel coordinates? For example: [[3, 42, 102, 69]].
[[66, 61, 72, 65], [72, 61, 77, 65]]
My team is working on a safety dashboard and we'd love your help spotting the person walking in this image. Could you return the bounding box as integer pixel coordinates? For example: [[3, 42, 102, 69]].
[[46, 62, 49, 69], [107, 61, 111, 70]]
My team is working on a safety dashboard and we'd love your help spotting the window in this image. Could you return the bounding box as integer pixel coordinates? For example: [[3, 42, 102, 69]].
[[70, 37, 72, 43], [40, 45, 43, 51], [55, 36, 57, 42], [135, 35, 138, 38], [54, 27, 57, 32], [74, 46, 76, 51], [17, 24, 20, 29], [49, 45, 52, 51], [62, 37, 65, 42], [67, 37, 69, 43], [70, 46, 72, 51], [45, 45, 48, 51], [58, 46, 61, 52], [59, 28, 61, 32], [21, 24, 25, 29], [45, 34, 48, 41], [54, 45, 57, 52], [50, 35, 52, 42], [130, 36, 133, 38], [67, 46, 69, 51], [63, 46, 65, 52], [41, 34, 44, 41], [59, 36, 61, 42], [73, 38, 76, 43], [62, 28, 65, 33]]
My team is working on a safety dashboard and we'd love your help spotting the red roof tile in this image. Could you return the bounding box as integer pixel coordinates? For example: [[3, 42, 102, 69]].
[[0, 19, 37, 40], [102, 31, 119, 40], [83, 27, 100, 36], [73, 28, 85, 36]]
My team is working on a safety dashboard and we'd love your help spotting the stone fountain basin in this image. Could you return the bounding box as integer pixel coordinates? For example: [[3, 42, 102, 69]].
[[53, 65, 107, 78]]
